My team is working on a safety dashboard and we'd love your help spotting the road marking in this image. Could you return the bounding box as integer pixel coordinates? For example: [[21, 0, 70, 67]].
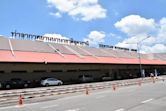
[[96, 95, 105, 99], [65, 108, 80, 111], [0, 105, 19, 110], [15, 102, 40, 108], [41, 104, 58, 109], [115, 108, 125, 111], [0, 102, 40, 110], [0, 106, 13, 110], [27, 103, 40, 106], [141, 98, 153, 104], [0, 98, 7, 101], [0, 103, 39, 110]]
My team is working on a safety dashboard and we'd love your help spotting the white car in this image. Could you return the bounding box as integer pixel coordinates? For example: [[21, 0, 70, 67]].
[[41, 78, 63, 86]]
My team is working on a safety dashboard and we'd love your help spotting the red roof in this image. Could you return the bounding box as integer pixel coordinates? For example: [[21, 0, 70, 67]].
[[0, 50, 166, 65]]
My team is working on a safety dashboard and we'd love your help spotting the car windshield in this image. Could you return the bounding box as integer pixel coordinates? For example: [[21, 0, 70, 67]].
[[41, 77, 51, 80], [47, 78, 57, 81]]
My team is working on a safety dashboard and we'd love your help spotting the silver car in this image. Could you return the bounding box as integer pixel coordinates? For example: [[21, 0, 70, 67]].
[[41, 78, 63, 86]]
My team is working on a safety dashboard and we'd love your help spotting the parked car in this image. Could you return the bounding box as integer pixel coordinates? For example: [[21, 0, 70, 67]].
[[40, 78, 63, 86], [1, 78, 30, 89], [79, 75, 94, 83], [31, 77, 52, 87]]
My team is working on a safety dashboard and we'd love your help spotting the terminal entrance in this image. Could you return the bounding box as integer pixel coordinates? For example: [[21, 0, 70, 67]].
[[0, 63, 165, 85]]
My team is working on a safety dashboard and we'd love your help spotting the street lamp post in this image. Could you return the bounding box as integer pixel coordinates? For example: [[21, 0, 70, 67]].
[[126, 36, 150, 79], [137, 42, 144, 79]]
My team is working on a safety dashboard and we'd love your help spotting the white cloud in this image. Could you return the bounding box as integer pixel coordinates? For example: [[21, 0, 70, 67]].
[[47, 0, 106, 21], [109, 32, 122, 39], [47, 0, 74, 12], [84, 31, 106, 46], [157, 18, 166, 44], [114, 15, 156, 36], [49, 12, 62, 18], [44, 33, 69, 40], [142, 44, 166, 53], [151, 44, 166, 52], [114, 15, 166, 53]]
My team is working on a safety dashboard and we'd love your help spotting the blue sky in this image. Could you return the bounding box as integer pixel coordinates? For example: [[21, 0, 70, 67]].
[[0, 0, 166, 53]]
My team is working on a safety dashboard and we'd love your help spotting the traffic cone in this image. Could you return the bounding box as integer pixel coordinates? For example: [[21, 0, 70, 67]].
[[18, 95, 23, 106], [112, 84, 116, 91], [85, 87, 89, 95]]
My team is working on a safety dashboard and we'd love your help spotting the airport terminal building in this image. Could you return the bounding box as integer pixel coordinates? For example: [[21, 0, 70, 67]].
[[0, 32, 166, 83]]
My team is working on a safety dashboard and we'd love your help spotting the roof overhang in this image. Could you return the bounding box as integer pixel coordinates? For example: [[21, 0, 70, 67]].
[[0, 50, 166, 65]]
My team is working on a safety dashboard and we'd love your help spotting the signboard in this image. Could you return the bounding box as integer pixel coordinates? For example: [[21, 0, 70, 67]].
[[11, 31, 89, 46], [99, 44, 114, 49]]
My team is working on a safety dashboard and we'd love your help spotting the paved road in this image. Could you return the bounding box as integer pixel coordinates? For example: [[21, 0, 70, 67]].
[[0, 81, 165, 111]]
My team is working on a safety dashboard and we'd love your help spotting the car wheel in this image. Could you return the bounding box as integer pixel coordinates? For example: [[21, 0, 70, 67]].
[[45, 83, 49, 87], [24, 83, 28, 88], [58, 82, 61, 86], [6, 84, 11, 89]]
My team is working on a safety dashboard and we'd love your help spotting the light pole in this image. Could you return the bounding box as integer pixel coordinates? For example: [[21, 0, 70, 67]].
[[126, 36, 150, 78]]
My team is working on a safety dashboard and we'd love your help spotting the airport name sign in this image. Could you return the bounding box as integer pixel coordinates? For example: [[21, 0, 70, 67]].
[[99, 43, 137, 52], [11, 31, 89, 46]]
